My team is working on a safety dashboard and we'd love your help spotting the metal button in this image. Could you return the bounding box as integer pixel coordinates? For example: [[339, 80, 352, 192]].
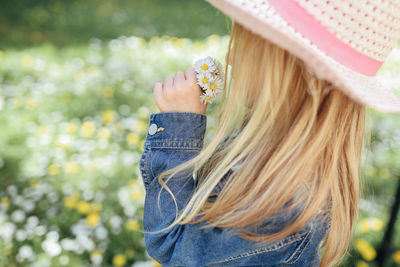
[[148, 123, 158, 135]]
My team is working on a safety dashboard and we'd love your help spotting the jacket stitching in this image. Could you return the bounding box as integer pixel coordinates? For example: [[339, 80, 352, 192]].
[[149, 149, 155, 179], [147, 147, 202, 150], [283, 222, 315, 264], [144, 140, 203, 149], [140, 149, 151, 191], [212, 229, 311, 264], [288, 222, 316, 264]]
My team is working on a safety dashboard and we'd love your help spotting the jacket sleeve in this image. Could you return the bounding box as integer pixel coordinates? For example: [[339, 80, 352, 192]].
[[139, 111, 209, 266]]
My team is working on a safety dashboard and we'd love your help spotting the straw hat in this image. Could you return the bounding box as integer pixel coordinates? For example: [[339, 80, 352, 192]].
[[206, 0, 400, 113]]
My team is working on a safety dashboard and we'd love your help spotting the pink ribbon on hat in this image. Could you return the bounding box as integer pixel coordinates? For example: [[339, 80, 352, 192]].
[[268, 0, 384, 76]]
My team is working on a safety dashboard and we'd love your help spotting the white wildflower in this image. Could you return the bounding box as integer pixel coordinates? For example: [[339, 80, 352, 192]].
[[214, 59, 225, 79], [11, 209, 26, 223], [200, 93, 214, 104], [194, 56, 225, 104], [194, 56, 216, 73], [196, 71, 213, 91], [205, 77, 224, 97]]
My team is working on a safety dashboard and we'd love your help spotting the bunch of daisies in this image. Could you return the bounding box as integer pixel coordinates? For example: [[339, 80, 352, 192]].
[[193, 56, 225, 104]]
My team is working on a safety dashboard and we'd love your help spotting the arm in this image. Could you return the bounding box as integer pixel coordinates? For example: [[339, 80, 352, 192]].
[[139, 111, 208, 266], [139, 112, 252, 266]]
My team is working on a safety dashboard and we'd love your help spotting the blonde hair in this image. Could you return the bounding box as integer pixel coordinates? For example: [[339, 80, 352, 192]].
[[145, 20, 371, 267]]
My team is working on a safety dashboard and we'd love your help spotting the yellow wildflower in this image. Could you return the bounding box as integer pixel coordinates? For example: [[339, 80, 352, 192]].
[[74, 70, 85, 81], [365, 165, 376, 177], [61, 92, 72, 102], [102, 110, 116, 124], [64, 162, 79, 174], [56, 135, 70, 148], [139, 140, 145, 151], [66, 122, 78, 134], [125, 219, 140, 231], [131, 191, 143, 201], [48, 164, 60, 175], [359, 219, 370, 233], [355, 238, 376, 261], [369, 218, 383, 231], [21, 55, 34, 67], [207, 34, 221, 45], [125, 248, 135, 259], [91, 250, 102, 256], [139, 37, 146, 46], [26, 98, 38, 110], [76, 201, 91, 214], [102, 86, 114, 98], [356, 260, 369, 267], [1, 197, 10, 208], [81, 121, 96, 137], [152, 259, 162, 267], [90, 249, 103, 264], [135, 121, 147, 133], [359, 217, 384, 233], [130, 181, 144, 200], [86, 212, 100, 227], [126, 133, 140, 145], [116, 122, 123, 132], [63, 196, 79, 209], [90, 162, 99, 172], [193, 41, 204, 51], [379, 168, 391, 179], [112, 254, 126, 267], [128, 179, 140, 187], [38, 125, 48, 135], [87, 66, 100, 77], [137, 106, 150, 118], [98, 127, 111, 139], [393, 250, 400, 263], [90, 202, 102, 212], [29, 178, 40, 188], [13, 97, 23, 108]]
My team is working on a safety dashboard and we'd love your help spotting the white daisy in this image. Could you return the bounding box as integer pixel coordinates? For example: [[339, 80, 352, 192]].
[[194, 56, 216, 73], [196, 71, 214, 91], [200, 93, 214, 104], [205, 77, 224, 97], [213, 59, 225, 79]]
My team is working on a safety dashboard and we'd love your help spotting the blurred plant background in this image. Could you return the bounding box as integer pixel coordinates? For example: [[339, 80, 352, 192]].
[[0, 0, 400, 266]]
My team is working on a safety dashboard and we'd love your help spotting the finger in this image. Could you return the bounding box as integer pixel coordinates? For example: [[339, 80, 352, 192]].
[[154, 82, 165, 107], [174, 71, 186, 86], [164, 76, 174, 92], [186, 67, 197, 84]]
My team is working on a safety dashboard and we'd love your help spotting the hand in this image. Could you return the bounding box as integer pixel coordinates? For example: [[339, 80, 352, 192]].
[[153, 67, 208, 115]]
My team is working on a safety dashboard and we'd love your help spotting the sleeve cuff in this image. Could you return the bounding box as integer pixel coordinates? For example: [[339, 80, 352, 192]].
[[143, 112, 207, 150]]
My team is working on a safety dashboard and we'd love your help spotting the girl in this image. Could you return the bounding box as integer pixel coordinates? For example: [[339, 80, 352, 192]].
[[139, 1, 400, 266]]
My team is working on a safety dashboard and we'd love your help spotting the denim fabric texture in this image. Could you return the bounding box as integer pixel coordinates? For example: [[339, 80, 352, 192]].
[[139, 111, 332, 267]]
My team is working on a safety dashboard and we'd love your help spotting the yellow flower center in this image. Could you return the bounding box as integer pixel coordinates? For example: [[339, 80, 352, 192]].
[[210, 83, 216, 90], [206, 96, 211, 101], [201, 64, 209, 70], [202, 77, 208, 84]]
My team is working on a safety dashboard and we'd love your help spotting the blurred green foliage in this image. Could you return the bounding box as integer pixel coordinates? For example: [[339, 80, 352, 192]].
[[1, 0, 400, 266], [0, 0, 230, 47]]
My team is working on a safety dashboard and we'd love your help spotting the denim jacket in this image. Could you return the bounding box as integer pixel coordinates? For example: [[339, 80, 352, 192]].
[[139, 112, 332, 267]]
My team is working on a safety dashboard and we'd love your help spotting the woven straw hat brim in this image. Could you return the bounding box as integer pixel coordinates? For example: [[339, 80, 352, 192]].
[[207, 0, 400, 114]]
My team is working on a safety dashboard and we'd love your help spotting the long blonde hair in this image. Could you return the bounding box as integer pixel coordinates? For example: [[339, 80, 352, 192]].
[[145, 20, 371, 267]]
